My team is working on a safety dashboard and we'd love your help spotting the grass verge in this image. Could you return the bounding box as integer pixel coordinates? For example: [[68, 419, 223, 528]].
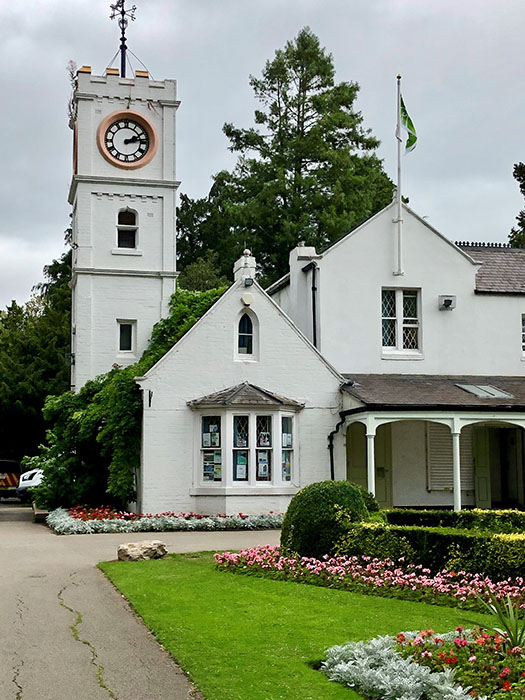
[[99, 552, 493, 700]]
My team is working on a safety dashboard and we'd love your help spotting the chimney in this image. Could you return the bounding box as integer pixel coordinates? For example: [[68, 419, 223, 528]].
[[233, 249, 256, 284]]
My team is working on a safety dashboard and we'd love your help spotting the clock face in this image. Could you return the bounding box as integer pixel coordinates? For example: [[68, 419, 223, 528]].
[[96, 110, 158, 170], [104, 119, 150, 163]]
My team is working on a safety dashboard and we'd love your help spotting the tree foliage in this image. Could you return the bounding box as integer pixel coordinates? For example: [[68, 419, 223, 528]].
[[30, 287, 227, 509], [177, 250, 229, 291], [509, 162, 525, 247], [177, 27, 393, 283], [0, 251, 71, 462]]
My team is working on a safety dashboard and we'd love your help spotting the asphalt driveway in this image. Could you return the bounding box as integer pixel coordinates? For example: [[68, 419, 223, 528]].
[[0, 505, 280, 700]]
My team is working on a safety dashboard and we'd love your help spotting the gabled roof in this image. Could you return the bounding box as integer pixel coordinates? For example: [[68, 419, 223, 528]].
[[187, 382, 304, 409], [456, 244, 525, 294], [342, 374, 525, 410], [136, 278, 344, 384]]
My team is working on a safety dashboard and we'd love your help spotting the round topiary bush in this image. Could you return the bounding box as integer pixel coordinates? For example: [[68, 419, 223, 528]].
[[280, 480, 369, 559]]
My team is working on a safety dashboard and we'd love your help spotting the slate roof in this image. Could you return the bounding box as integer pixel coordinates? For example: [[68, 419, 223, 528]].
[[187, 382, 304, 409], [342, 374, 525, 410], [457, 244, 525, 294]]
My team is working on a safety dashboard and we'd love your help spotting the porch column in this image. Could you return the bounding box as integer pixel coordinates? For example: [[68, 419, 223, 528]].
[[366, 431, 376, 497], [452, 430, 462, 511]]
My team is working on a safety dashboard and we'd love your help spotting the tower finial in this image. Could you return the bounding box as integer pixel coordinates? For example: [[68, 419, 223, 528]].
[[110, 0, 137, 78]]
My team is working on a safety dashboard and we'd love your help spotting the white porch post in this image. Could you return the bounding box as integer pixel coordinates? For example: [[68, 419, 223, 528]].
[[452, 430, 462, 511], [366, 431, 376, 497]]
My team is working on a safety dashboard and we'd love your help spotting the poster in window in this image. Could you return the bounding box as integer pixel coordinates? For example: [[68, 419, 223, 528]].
[[210, 432, 220, 447], [203, 451, 215, 481], [202, 433, 211, 448], [282, 451, 291, 481], [258, 432, 271, 447], [234, 452, 248, 480], [203, 450, 222, 481], [257, 450, 269, 478]]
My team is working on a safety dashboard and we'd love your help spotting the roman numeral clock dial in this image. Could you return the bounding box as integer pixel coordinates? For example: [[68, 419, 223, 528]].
[[96, 110, 158, 170]]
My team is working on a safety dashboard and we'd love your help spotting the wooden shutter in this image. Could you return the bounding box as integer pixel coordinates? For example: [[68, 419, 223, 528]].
[[427, 423, 474, 490]]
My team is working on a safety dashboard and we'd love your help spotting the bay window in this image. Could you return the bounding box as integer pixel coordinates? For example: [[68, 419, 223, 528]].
[[198, 412, 295, 487]]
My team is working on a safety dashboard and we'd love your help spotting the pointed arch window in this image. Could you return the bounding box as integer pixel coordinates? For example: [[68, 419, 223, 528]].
[[117, 209, 137, 249], [238, 313, 253, 355]]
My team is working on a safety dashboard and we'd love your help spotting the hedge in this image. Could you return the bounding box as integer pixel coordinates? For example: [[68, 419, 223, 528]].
[[335, 522, 525, 579], [384, 508, 525, 533]]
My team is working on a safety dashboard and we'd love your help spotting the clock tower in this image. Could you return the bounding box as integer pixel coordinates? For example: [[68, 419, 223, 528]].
[[68, 65, 179, 389]]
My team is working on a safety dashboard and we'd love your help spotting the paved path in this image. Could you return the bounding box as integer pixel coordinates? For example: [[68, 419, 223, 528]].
[[0, 505, 280, 700]]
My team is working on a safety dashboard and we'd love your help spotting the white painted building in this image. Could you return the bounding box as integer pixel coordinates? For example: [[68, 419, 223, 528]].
[[268, 203, 525, 512], [69, 66, 525, 515]]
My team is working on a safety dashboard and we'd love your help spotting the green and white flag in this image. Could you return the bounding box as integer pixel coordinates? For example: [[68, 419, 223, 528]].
[[400, 95, 417, 152]]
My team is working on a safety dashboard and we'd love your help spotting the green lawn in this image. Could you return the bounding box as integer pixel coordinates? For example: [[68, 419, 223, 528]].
[[99, 553, 493, 700]]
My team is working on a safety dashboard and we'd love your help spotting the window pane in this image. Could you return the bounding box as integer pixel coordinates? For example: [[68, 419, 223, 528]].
[[522, 315, 525, 351], [118, 228, 136, 248], [282, 451, 292, 481], [281, 417, 293, 448], [202, 416, 221, 448], [256, 415, 272, 447], [382, 289, 396, 318], [403, 291, 417, 319], [382, 319, 396, 347], [238, 313, 253, 354], [233, 415, 249, 448], [238, 334, 253, 354], [119, 323, 132, 351], [403, 325, 419, 349], [202, 450, 222, 482], [118, 210, 136, 226], [239, 314, 253, 334], [256, 450, 271, 481], [233, 450, 248, 481]]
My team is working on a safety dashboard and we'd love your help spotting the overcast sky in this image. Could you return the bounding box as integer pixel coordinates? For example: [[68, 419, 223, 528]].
[[0, 0, 524, 309]]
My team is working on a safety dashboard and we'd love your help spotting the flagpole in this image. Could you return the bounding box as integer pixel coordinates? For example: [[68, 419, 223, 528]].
[[394, 74, 404, 276]]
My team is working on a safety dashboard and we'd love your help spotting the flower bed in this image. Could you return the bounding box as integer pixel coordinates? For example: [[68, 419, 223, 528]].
[[47, 506, 283, 535], [322, 628, 525, 700], [214, 545, 525, 613]]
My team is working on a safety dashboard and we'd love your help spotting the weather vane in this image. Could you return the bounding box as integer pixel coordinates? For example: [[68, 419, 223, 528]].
[[110, 0, 137, 78]]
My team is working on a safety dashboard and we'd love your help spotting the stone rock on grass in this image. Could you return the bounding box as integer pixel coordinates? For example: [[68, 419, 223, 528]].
[[117, 540, 168, 561]]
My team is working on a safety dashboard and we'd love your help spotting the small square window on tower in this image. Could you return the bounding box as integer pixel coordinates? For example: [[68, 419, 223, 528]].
[[118, 320, 136, 353]]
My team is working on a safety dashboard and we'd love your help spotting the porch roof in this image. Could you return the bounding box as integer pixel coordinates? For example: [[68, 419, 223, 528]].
[[341, 374, 525, 411], [187, 382, 304, 409]]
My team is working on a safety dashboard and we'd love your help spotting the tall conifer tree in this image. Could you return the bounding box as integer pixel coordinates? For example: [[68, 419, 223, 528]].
[[177, 27, 393, 283]]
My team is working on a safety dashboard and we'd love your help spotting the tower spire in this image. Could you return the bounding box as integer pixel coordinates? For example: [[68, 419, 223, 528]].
[[110, 0, 137, 78]]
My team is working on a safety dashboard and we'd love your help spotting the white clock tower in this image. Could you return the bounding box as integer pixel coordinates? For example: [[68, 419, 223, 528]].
[[68, 64, 179, 389]]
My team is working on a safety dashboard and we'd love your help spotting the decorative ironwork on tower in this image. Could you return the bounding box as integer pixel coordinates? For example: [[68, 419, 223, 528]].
[[110, 0, 137, 78]]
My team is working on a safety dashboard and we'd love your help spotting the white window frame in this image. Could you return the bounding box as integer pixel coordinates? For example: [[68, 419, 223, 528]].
[[234, 310, 259, 362], [112, 208, 143, 256], [381, 288, 422, 358], [194, 410, 296, 489], [117, 319, 136, 355]]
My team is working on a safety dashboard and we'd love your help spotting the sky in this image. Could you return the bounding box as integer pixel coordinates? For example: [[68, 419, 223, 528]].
[[0, 0, 524, 309]]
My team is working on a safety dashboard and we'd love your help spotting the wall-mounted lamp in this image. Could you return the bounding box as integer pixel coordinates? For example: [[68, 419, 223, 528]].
[[438, 295, 456, 310]]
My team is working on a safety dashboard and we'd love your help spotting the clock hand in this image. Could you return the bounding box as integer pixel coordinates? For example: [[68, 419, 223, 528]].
[[123, 136, 140, 144]]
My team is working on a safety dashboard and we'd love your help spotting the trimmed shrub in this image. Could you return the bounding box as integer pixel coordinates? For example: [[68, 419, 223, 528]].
[[280, 480, 369, 559], [354, 484, 381, 513], [385, 508, 525, 533], [336, 522, 525, 579]]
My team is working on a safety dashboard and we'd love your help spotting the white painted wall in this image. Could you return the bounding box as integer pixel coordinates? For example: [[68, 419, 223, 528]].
[[273, 203, 525, 376], [137, 281, 343, 515]]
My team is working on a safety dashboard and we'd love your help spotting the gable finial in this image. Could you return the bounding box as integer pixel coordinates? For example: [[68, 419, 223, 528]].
[[110, 0, 137, 78]]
